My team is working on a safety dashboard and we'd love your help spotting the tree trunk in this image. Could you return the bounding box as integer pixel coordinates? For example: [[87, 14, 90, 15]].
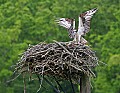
[[80, 74, 91, 93]]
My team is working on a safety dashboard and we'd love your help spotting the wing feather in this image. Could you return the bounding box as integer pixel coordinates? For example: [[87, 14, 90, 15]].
[[80, 8, 98, 34], [56, 18, 76, 38]]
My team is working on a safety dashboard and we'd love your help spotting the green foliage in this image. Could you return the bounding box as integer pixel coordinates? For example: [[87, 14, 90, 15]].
[[107, 55, 120, 93], [0, 0, 119, 93], [94, 55, 120, 93]]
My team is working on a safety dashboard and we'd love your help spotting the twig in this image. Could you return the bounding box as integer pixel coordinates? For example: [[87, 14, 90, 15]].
[[54, 76, 66, 93], [68, 72, 75, 93], [43, 76, 61, 93]]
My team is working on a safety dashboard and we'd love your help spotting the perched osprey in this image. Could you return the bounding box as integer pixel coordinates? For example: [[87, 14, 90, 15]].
[[56, 8, 97, 44], [56, 18, 87, 44]]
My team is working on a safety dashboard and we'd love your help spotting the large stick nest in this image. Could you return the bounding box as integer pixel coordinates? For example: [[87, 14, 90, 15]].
[[16, 41, 98, 83]]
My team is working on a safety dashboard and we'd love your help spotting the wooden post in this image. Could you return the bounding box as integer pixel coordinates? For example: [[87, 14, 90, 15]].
[[23, 75, 26, 93], [80, 74, 91, 93]]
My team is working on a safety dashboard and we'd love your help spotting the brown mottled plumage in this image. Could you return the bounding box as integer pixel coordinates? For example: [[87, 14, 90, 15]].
[[56, 8, 98, 44], [79, 8, 98, 35]]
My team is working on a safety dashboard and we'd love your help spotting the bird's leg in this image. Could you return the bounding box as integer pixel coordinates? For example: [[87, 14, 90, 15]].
[[72, 33, 77, 44], [81, 37, 88, 45], [78, 34, 82, 44], [73, 36, 76, 42], [67, 38, 76, 46]]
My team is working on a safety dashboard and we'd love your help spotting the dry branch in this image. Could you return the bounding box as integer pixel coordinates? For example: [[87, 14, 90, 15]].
[[15, 41, 98, 84]]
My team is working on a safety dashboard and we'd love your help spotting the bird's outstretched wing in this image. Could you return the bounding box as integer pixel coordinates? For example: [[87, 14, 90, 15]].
[[56, 18, 76, 38], [80, 8, 98, 34]]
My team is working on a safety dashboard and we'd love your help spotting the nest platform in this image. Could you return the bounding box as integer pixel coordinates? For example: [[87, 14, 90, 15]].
[[15, 41, 98, 83]]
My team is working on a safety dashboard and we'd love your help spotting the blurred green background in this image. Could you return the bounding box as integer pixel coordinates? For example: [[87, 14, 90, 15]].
[[0, 0, 120, 93]]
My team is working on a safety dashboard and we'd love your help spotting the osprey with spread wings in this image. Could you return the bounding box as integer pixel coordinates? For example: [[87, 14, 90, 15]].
[[56, 8, 98, 44]]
